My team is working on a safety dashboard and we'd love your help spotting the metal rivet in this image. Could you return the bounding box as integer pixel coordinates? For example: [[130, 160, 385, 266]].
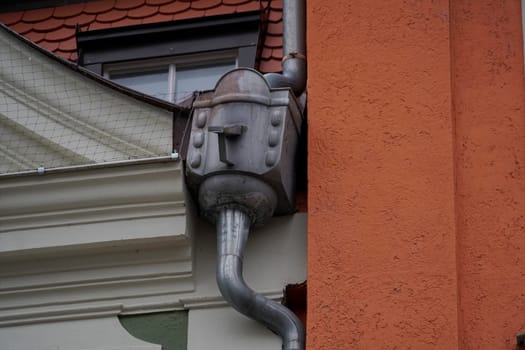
[[268, 129, 279, 147], [196, 112, 207, 128], [193, 130, 204, 148], [265, 150, 277, 167], [270, 110, 281, 126], [190, 153, 202, 168]]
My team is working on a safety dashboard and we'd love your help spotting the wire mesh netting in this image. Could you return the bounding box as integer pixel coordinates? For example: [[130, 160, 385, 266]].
[[0, 29, 174, 175]]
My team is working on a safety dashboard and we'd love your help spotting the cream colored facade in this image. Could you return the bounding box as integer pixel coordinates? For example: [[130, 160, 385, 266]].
[[0, 27, 306, 350]]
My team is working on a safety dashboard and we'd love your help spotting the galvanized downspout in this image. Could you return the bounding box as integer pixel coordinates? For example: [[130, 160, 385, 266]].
[[186, 1, 307, 348], [264, 0, 306, 96], [217, 208, 305, 350]]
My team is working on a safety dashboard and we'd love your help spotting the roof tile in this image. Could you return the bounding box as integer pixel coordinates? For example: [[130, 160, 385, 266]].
[[268, 8, 282, 22], [83, 0, 115, 14], [141, 12, 173, 24], [88, 20, 112, 30], [2, 0, 283, 73], [205, 5, 236, 16], [0, 11, 23, 25], [171, 8, 205, 20], [96, 9, 127, 23], [159, 1, 190, 14], [45, 27, 75, 41], [22, 8, 54, 23], [24, 30, 46, 43], [40, 40, 60, 51], [33, 18, 64, 32], [222, 0, 251, 5], [64, 13, 96, 26], [235, 1, 260, 12], [55, 49, 72, 60], [127, 5, 159, 19], [53, 3, 85, 18], [259, 59, 281, 73], [145, 0, 173, 5], [10, 21, 34, 35], [114, 0, 145, 10], [191, 0, 222, 10], [266, 20, 281, 35], [271, 47, 282, 58], [270, 0, 282, 10], [264, 34, 281, 48], [58, 36, 77, 51], [109, 17, 144, 28], [261, 47, 272, 59]]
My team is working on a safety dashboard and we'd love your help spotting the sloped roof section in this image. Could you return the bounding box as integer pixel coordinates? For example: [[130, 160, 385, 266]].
[[0, 0, 283, 73], [0, 24, 175, 175]]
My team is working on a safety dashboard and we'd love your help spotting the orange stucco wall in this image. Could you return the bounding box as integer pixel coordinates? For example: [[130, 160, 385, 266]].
[[307, 0, 525, 349]]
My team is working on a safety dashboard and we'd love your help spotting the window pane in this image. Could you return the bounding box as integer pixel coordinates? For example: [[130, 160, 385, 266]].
[[110, 67, 170, 101], [175, 61, 235, 103]]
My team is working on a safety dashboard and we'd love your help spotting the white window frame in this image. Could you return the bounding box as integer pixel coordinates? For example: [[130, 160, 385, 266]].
[[103, 50, 239, 103]]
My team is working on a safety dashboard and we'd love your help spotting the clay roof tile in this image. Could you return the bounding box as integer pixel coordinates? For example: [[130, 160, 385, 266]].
[[145, 0, 173, 5], [24, 30, 46, 43], [141, 12, 174, 24], [109, 17, 143, 28], [270, 0, 282, 10], [83, 0, 115, 15], [127, 5, 159, 19], [0, 11, 23, 26], [33, 18, 65, 32], [40, 40, 60, 52], [191, 0, 222, 10], [44, 27, 75, 41], [235, 0, 260, 12], [114, 0, 145, 10], [58, 36, 77, 51], [96, 9, 127, 23], [268, 8, 282, 22], [53, 3, 85, 18], [264, 34, 281, 48], [22, 8, 54, 23], [10, 21, 34, 35], [222, 0, 251, 5], [88, 20, 112, 30], [64, 13, 96, 27], [266, 20, 281, 35], [259, 59, 281, 73], [172, 8, 205, 20], [159, 1, 190, 14], [205, 5, 236, 16]]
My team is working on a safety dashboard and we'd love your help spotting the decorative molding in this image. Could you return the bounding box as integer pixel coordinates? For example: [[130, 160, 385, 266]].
[[0, 161, 192, 327], [0, 161, 186, 256]]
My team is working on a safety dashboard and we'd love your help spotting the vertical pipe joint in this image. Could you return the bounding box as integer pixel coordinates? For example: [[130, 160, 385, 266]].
[[216, 208, 305, 350], [264, 0, 306, 96]]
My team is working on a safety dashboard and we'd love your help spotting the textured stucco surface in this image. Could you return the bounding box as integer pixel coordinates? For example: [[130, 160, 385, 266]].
[[307, 1, 459, 348], [451, 0, 525, 348]]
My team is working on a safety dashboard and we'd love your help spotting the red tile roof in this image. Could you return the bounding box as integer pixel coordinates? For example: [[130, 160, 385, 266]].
[[0, 0, 283, 73]]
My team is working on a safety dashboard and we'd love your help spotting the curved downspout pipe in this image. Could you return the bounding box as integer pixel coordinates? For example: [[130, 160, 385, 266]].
[[217, 207, 305, 350], [264, 0, 306, 96]]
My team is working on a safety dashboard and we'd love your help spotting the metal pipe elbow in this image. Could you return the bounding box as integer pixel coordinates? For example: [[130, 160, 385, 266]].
[[216, 208, 305, 350], [264, 58, 307, 97]]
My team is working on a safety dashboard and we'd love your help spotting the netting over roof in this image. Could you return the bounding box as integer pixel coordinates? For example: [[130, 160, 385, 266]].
[[0, 26, 175, 175]]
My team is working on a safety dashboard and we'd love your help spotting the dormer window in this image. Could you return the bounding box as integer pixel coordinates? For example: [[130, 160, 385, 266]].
[[76, 12, 261, 104], [105, 51, 237, 103]]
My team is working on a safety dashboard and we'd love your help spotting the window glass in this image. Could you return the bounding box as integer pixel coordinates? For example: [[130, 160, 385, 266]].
[[174, 60, 235, 102], [110, 67, 170, 101]]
